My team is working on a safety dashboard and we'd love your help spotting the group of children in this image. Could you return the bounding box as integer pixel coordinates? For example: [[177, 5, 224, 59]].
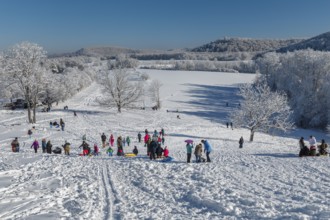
[[299, 135, 328, 157]]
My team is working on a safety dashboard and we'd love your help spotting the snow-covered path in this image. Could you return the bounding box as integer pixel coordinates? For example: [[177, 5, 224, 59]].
[[0, 70, 329, 219]]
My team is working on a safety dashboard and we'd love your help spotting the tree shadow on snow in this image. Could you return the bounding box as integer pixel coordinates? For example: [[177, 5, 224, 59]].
[[176, 83, 243, 124], [50, 109, 110, 116]]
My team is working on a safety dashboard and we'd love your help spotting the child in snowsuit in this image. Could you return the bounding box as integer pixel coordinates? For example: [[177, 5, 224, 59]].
[[126, 136, 130, 147], [93, 144, 99, 156], [42, 138, 47, 153], [110, 134, 114, 147], [31, 139, 39, 153], [107, 147, 114, 156], [11, 137, 19, 152]]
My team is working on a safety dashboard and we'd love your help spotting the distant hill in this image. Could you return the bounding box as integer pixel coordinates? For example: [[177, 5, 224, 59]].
[[277, 32, 330, 52], [74, 47, 142, 57], [192, 38, 304, 53]]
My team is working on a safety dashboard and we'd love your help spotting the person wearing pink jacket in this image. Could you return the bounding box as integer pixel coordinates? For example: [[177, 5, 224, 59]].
[[163, 146, 169, 158], [110, 134, 114, 147]]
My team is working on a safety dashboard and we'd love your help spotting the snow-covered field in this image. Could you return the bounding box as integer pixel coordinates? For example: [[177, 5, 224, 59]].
[[0, 70, 329, 220]]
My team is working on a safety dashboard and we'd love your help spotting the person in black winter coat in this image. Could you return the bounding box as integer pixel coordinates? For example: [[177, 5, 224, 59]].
[[101, 133, 107, 148], [149, 140, 157, 160], [133, 146, 138, 155], [239, 137, 244, 148], [156, 145, 164, 158]]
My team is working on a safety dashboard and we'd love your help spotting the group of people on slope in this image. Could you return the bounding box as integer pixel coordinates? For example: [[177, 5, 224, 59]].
[[299, 135, 328, 157], [186, 139, 212, 163], [143, 129, 169, 160], [49, 118, 65, 131]]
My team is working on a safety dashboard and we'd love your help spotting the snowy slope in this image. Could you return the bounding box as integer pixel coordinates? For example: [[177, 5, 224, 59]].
[[0, 70, 329, 220]]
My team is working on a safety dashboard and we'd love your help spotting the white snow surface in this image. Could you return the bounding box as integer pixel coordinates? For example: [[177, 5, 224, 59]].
[[0, 70, 329, 220]]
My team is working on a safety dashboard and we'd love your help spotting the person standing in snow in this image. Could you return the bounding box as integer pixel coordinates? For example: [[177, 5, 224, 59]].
[[161, 136, 165, 145], [41, 138, 47, 153], [46, 140, 52, 154], [186, 142, 193, 163], [93, 144, 99, 156], [11, 137, 19, 152], [137, 132, 142, 143], [107, 146, 113, 156], [101, 133, 107, 148], [60, 118, 65, 131], [63, 141, 70, 155], [31, 139, 39, 153], [126, 136, 131, 147], [161, 128, 165, 137], [110, 134, 115, 147], [133, 146, 138, 155], [144, 133, 150, 147], [117, 136, 124, 156], [156, 145, 164, 158], [122, 137, 126, 147], [318, 139, 328, 156], [201, 139, 212, 162], [28, 129, 33, 138], [239, 137, 244, 148], [149, 140, 157, 160], [79, 141, 90, 156], [194, 143, 203, 163]]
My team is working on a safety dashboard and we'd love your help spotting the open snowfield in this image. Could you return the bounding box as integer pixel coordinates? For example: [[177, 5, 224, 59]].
[[0, 70, 329, 220]]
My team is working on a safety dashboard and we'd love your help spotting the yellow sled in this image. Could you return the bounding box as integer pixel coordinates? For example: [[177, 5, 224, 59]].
[[125, 153, 137, 157]]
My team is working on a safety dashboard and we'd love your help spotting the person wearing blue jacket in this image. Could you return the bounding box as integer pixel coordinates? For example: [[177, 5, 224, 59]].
[[201, 139, 212, 162]]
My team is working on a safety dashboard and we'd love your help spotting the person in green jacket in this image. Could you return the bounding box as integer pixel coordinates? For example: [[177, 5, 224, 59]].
[[126, 136, 131, 147], [186, 142, 193, 163]]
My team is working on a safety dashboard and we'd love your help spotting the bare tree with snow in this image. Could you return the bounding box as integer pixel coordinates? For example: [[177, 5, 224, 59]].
[[98, 68, 143, 113], [229, 81, 294, 141], [1, 42, 47, 123], [149, 79, 163, 109]]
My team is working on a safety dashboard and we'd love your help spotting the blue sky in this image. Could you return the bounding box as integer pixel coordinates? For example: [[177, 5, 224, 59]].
[[0, 0, 329, 53]]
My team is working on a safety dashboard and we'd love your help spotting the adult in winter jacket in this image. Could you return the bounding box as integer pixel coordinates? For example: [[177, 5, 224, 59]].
[[117, 136, 124, 156], [41, 138, 47, 153], [239, 137, 244, 149], [31, 139, 39, 153], [194, 143, 203, 163], [63, 142, 70, 155], [79, 141, 90, 156], [149, 140, 158, 160], [46, 140, 53, 154], [186, 143, 193, 163], [11, 137, 19, 152], [201, 140, 212, 162], [60, 118, 65, 131], [101, 133, 107, 148], [144, 134, 150, 147]]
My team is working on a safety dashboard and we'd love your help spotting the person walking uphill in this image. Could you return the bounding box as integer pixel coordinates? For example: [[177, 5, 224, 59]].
[[201, 139, 212, 162], [186, 142, 193, 163], [31, 139, 39, 153], [137, 132, 142, 143]]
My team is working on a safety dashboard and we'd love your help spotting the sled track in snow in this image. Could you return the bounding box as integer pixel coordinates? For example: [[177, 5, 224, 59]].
[[101, 164, 121, 220]]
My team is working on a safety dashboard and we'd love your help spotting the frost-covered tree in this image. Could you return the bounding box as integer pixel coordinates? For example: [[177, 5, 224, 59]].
[[230, 81, 294, 141], [98, 68, 143, 113], [1, 42, 47, 123], [149, 79, 163, 109]]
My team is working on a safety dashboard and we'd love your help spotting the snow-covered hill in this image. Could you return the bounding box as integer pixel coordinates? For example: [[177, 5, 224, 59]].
[[0, 70, 329, 219]]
